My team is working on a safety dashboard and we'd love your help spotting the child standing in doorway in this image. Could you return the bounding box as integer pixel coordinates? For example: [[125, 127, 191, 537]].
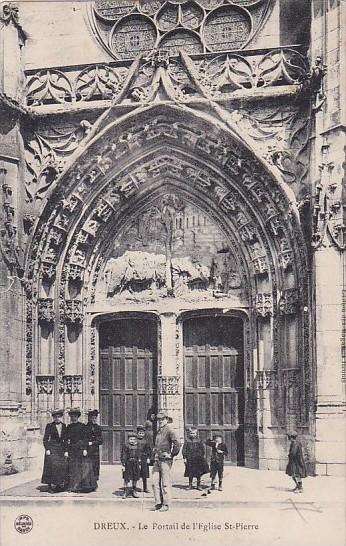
[[121, 433, 141, 499], [182, 427, 209, 491], [205, 434, 228, 492]]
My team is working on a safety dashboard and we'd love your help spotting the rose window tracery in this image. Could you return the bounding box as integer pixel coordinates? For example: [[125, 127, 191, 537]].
[[91, 0, 272, 60]]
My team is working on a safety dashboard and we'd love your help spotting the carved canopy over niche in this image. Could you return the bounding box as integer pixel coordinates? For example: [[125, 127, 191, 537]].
[[89, 0, 272, 60], [99, 195, 244, 303]]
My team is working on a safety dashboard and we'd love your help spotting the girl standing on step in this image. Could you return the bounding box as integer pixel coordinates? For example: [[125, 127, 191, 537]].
[[183, 427, 209, 490]]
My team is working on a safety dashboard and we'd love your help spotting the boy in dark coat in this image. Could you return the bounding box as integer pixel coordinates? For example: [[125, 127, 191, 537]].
[[206, 434, 228, 491], [286, 431, 307, 493], [41, 409, 68, 492], [85, 409, 103, 483], [121, 433, 141, 499], [66, 408, 97, 493], [182, 427, 209, 490], [137, 425, 152, 493]]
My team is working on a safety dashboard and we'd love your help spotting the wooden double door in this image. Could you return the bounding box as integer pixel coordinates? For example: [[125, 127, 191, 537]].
[[183, 316, 245, 465], [99, 318, 157, 464], [99, 315, 244, 465]]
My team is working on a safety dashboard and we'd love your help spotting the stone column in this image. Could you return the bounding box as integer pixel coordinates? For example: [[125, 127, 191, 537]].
[[158, 312, 184, 442], [310, 0, 346, 476], [0, 4, 29, 473]]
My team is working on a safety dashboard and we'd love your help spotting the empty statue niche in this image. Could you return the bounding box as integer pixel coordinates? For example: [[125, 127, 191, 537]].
[[65, 321, 83, 376], [67, 278, 83, 300], [38, 319, 54, 376]]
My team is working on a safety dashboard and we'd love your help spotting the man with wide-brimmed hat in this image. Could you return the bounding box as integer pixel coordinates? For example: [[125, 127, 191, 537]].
[[66, 408, 97, 493], [41, 409, 68, 492], [85, 409, 103, 483], [151, 411, 180, 512]]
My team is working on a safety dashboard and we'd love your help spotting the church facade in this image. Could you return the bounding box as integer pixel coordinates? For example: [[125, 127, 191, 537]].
[[0, 0, 345, 475]]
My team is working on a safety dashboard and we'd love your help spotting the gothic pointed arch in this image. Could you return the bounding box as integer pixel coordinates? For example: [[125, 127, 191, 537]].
[[24, 102, 312, 464]]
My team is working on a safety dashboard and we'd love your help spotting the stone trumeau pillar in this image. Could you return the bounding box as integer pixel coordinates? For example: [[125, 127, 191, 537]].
[[310, 0, 346, 476], [0, 3, 31, 473]]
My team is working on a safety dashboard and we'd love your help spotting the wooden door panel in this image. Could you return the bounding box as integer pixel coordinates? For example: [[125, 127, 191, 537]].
[[184, 316, 244, 465], [99, 319, 157, 464]]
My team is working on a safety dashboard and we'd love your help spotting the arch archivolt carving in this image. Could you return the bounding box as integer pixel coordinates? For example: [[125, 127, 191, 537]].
[[23, 103, 310, 431]]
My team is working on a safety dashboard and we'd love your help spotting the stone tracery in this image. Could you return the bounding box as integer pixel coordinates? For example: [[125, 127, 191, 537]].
[[91, 0, 272, 60]]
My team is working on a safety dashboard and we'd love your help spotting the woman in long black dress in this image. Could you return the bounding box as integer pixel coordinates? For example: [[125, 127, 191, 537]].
[[41, 409, 68, 492], [85, 409, 103, 483], [66, 408, 97, 493]]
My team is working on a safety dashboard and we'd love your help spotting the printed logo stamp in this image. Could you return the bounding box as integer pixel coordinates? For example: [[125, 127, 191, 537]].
[[14, 514, 33, 534]]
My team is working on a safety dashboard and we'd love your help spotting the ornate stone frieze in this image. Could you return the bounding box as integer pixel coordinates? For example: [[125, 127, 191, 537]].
[[37, 298, 55, 324], [255, 370, 278, 390], [279, 289, 299, 315], [157, 375, 180, 395], [25, 64, 129, 106], [254, 293, 273, 318], [36, 375, 54, 394], [24, 47, 309, 110], [63, 375, 82, 394]]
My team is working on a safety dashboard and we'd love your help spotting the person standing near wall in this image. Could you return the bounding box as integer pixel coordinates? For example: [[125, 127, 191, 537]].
[[152, 412, 180, 512], [286, 431, 307, 493], [66, 408, 97, 493], [41, 409, 68, 492], [85, 409, 103, 486]]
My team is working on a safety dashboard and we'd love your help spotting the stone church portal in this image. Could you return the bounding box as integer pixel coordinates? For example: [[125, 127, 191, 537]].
[[0, 0, 344, 477]]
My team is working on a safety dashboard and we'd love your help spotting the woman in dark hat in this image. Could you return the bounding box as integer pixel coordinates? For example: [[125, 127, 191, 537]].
[[41, 409, 68, 492], [85, 410, 103, 483], [66, 408, 97, 493], [286, 431, 307, 493]]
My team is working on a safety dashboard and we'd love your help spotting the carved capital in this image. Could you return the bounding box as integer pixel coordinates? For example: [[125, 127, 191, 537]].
[[255, 370, 278, 390], [279, 289, 299, 315], [64, 263, 84, 282], [281, 368, 300, 389], [252, 256, 268, 275], [254, 293, 273, 318], [64, 300, 83, 323], [40, 262, 56, 280], [157, 375, 180, 395], [63, 375, 82, 394], [38, 298, 55, 324], [36, 375, 54, 394]]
